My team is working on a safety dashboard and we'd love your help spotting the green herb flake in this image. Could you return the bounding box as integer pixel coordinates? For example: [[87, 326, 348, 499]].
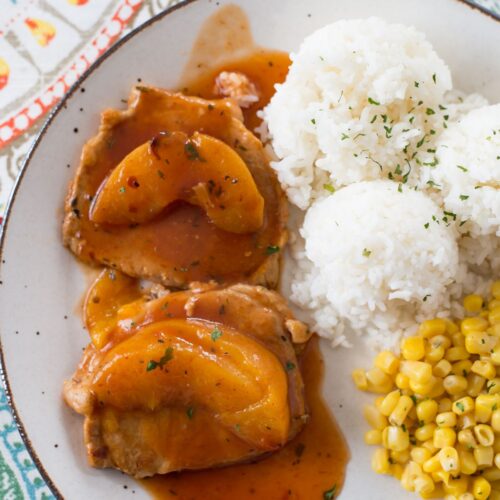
[[457, 165, 468, 172], [414, 81, 419, 88], [323, 485, 337, 500], [184, 141, 203, 161], [266, 245, 280, 255], [424, 222, 430, 229], [459, 194, 469, 201], [367, 97, 380, 105], [362, 248, 372, 258], [323, 183, 335, 193], [119, 186, 126, 194], [432, 73, 437, 84], [157, 170, 165, 179], [211, 327, 223, 342], [423, 294, 431, 302], [425, 108, 436, 116], [410, 395, 418, 405], [286, 361, 296, 371], [186, 407, 195, 419], [146, 346, 174, 372], [311, 118, 316, 125], [341, 133, 349, 141], [456, 401, 465, 412], [398, 183, 403, 193]]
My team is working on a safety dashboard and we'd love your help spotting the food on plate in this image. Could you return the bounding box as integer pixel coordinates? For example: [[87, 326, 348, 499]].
[[63, 88, 285, 288], [64, 275, 309, 477], [266, 18, 498, 348], [290, 180, 460, 348], [353, 283, 500, 499], [214, 70, 260, 108]]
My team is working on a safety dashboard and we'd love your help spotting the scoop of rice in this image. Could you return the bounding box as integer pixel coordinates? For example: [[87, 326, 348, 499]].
[[422, 104, 500, 238], [263, 17, 454, 209], [290, 180, 460, 348]]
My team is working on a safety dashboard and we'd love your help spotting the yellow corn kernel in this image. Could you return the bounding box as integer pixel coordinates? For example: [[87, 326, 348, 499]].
[[421, 439, 438, 455], [466, 332, 497, 355], [431, 469, 450, 485], [458, 449, 477, 475], [458, 428, 478, 449], [452, 332, 466, 348], [472, 360, 496, 380], [490, 299, 500, 310], [410, 376, 437, 396], [492, 410, 500, 432], [481, 310, 490, 319], [488, 323, 500, 337], [364, 429, 382, 445], [352, 369, 368, 390], [474, 424, 495, 447], [416, 423, 437, 442], [452, 359, 473, 377], [483, 467, 500, 482], [434, 427, 456, 448], [375, 350, 400, 375], [467, 373, 487, 397], [472, 477, 491, 499], [428, 378, 445, 398], [420, 318, 447, 338], [407, 404, 418, 422], [475, 394, 498, 423], [423, 454, 442, 473], [391, 463, 404, 480], [417, 399, 439, 424], [364, 404, 388, 430], [486, 378, 500, 394], [444, 476, 469, 497], [443, 374, 468, 396], [438, 446, 459, 472], [438, 398, 453, 413], [436, 411, 457, 428], [390, 449, 411, 464], [400, 361, 433, 384], [490, 307, 500, 326], [446, 346, 470, 362], [374, 396, 385, 410], [488, 489, 500, 500], [464, 294, 484, 313], [460, 412, 478, 430], [372, 447, 391, 474], [491, 345, 500, 365], [401, 461, 422, 491], [495, 453, 500, 470], [414, 473, 435, 495], [453, 396, 474, 415], [425, 345, 445, 364], [434, 359, 452, 378], [366, 367, 393, 393], [473, 445, 494, 468], [458, 494, 475, 500], [492, 281, 500, 299], [395, 373, 410, 390], [494, 436, 500, 454], [410, 446, 432, 464], [389, 395, 414, 426], [384, 425, 410, 451], [401, 336, 425, 361], [379, 390, 401, 416], [430, 334, 452, 351], [462, 317, 489, 335]]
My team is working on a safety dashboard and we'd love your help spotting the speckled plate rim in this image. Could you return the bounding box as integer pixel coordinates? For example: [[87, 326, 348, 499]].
[[0, 0, 498, 498]]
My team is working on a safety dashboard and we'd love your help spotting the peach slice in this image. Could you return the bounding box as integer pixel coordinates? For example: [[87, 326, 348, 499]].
[[91, 319, 290, 450], [89, 131, 264, 234]]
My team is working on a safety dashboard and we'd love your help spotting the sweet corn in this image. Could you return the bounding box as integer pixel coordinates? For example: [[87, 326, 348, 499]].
[[461, 317, 489, 335], [417, 399, 439, 424], [438, 398, 453, 413], [492, 409, 500, 432], [443, 374, 468, 396], [364, 404, 388, 430], [490, 299, 500, 310], [482, 467, 500, 482], [352, 369, 369, 390], [436, 411, 457, 428], [410, 376, 437, 396], [434, 359, 452, 377], [438, 446, 459, 472], [453, 396, 474, 415], [493, 436, 500, 453], [453, 359, 473, 377], [375, 351, 400, 376], [372, 447, 391, 474], [465, 332, 497, 355], [473, 445, 494, 468], [458, 428, 478, 449], [444, 477, 469, 496], [401, 336, 426, 361], [434, 427, 457, 448], [491, 345, 500, 365], [414, 473, 435, 495], [467, 373, 487, 397], [421, 439, 438, 455], [489, 323, 500, 337], [384, 426, 410, 451], [432, 469, 450, 485], [389, 395, 414, 426], [423, 454, 442, 473], [366, 367, 393, 393], [364, 429, 382, 445], [458, 449, 478, 475], [379, 390, 401, 416], [446, 346, 470, 362], [420, 318, 447, 338], [490, 307, 500, 326], [453, 331, 467, 347], [474, 425, 495, 447], [391, 463, 404, 479], [460, 413, 478, 430], [395, 372, 410, 390], [471, 360, 496, 380], [410, 446, 432, 464], [492, 281, 500, 299], [472, 477, 491, 499], [486, 377, 500, 394], [464, 295, 484, 313], [426, 345, 446, 364], [475, 394, 498, 423], [416, 423, 437, 442], [390, 449, 410, 464], [400, 361, 432, 384]]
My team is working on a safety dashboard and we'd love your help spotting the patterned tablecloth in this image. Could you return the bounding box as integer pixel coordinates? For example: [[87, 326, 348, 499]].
[[0, 0, 498, 498]]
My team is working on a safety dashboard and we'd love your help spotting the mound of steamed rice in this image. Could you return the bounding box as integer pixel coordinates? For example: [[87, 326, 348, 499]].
[[263, 17, 485, 210], [290, 181, 460, 348]]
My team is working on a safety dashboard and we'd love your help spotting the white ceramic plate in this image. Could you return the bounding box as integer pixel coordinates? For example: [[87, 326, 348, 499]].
[[0, 0, 499, 498]]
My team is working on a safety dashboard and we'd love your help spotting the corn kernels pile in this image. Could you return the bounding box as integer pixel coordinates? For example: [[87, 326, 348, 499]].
[[353, 281, 500, 499]]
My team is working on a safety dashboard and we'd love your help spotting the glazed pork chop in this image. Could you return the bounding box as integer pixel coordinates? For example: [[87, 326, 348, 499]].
[[63, 88, 286, 288], [64, 277, 309, 478]]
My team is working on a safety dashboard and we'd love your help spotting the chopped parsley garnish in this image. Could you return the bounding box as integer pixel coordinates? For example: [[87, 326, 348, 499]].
[[323, 485, 337, 500], [414, 81, 419, 88], [286, 361, 296, 371], [362, 248, 372, 258], [370, 115, 377, 124], [416, 136, 426, 148], [157, 170, 165, 179], [211, 327, 223, 342], [443, 210, 457, 221], [266, 245, 280, 255], [410, 395, 418, 405], [457, 165, 468, 172], [184, 141, 204, 161], [323, 183, 335, 193], [398, 183, 403, 193], [384, 126, 393, 138], [424, 223, 430, 229], [456, 402, 465, 412], [119, 186, 126, 194], [459, 194, 469, 201], [341, 133, 349, 141], [186, 407, 195, 419], [367, 97, 380, 106], [311, 118, 316, 125], [425, 108, 435, 115], [426, 180, 441, 189], [432, 73, 437, 84], [146, 346, 174, 371], [423, 294, 431, 302]]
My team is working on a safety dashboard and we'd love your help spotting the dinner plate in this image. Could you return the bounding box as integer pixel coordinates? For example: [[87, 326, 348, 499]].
[[0, 0, 499, 498]]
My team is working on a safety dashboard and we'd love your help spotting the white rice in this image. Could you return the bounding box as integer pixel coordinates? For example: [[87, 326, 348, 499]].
[[262, 18, 499, 348], [290, 181, 461, 349]]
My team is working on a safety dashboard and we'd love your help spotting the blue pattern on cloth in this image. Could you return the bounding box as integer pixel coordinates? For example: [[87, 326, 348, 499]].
[[0, 0, 498, 498]]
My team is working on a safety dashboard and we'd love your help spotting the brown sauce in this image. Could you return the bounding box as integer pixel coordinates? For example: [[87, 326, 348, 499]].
[[140, 337, 349, 500]]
